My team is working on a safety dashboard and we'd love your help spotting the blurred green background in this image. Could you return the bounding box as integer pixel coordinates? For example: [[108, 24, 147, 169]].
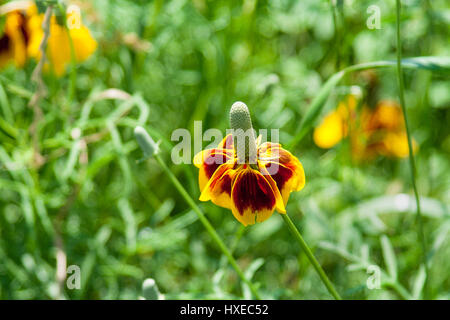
[[0, 0, 449, 299]]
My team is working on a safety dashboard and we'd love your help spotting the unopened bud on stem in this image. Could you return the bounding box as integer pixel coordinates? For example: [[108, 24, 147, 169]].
[[134, 126, 159, 159], [142, 278, 162, 300]]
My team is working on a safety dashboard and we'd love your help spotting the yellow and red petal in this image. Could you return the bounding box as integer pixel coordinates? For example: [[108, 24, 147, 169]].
[[199, 161, 237, 209], [257, 163, 286, 213], [260, 161, 298, 205], [193, 148, 234, 191], [230, 166, 281, 226], [279, 149, 305, 192], [258, 145, 305, 193]]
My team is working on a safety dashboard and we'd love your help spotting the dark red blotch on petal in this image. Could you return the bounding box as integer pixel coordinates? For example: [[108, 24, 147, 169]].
[[265, 162, 293, 192], [220, 174, 233, 195], [209, 169, 233, 196], [232, 169, 275, 215], [203, 150, 231, 179], [0, 35, 10, 52]]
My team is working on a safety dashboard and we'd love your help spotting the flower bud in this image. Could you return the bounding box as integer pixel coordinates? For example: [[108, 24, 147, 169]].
[[229, 101, 257, 164], [134, 126, 159, 159], [142, 278, 162, 300]]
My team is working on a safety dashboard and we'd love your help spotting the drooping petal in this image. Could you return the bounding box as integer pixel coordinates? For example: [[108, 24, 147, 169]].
[[258, 144, 305, 194], [379, 131, 418, 158], [26, 9, 44, 59], [313, 110, 346, 149], [257, 163, 286, 213], [0, 11, 28, 68], [70, 25, 97, 63], [261, 161, 297, 205], [193, 148, 234, 192], [199, 160, 237, 209], [312, 94, 359, 149], [47, 23, 72, 76], [363, 100, 404, 133], [230, 166, 280, 226]]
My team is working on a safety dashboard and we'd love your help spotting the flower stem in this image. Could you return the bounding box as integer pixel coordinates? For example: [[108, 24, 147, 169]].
[[395, 0, 429, 299], [281, 213, 342, 300], [154, 154, 261, 300]]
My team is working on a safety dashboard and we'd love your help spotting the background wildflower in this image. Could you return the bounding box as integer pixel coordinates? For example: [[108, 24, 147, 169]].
[[26, 4, 97, 76], [0, 2, 96, 75], [314, 95, 418, 160], [0, 10, 29, 67]]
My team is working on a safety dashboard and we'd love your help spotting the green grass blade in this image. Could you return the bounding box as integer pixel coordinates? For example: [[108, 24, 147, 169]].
[[380, 235, 398, 281], [395, 0, 429, 299]]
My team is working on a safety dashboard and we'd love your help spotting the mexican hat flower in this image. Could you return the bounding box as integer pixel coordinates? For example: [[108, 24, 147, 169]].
[[26, 4, 97, 76], [194, 102, 305, 226], [313, 95, 417, 160], [0, 2, 96, 75]]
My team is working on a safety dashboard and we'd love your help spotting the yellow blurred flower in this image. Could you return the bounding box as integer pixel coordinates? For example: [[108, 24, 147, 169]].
[[0, 3, 96, 75], [313, 96, 418, 160], [313, 94, 358, 149], [27, 4, 97, 76]]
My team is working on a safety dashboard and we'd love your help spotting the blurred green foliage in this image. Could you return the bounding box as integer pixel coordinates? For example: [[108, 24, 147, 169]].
[[0, 0, 449, 299]]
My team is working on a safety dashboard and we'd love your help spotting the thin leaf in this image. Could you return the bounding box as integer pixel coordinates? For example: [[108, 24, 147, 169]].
[[412, 266, 426, 300], [242, 258, 264, 299], [380, 235, 398, 281]]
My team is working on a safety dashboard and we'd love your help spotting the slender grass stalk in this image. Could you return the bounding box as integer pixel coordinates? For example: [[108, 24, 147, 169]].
[[329, 0, 340, 70], [67, 30, 77, 103], [62, 3, 77, 103], [219, 225, 246, 269], [153, 154, 261, 300], [395, 0, 429, 299], [384, 281, 411, 300], [281, 214, 342, 300]]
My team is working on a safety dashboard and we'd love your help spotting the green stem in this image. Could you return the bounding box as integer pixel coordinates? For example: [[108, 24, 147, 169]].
[[58, 2, 77, 103], [384, 281, 411, 300], [66, 24, 77, 103], [395, 0, 429, 299], [329, 0, 340, 70], [281, 214, 342, 300], [219, 225, 246, 269], [154, 154, 261, 300]]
